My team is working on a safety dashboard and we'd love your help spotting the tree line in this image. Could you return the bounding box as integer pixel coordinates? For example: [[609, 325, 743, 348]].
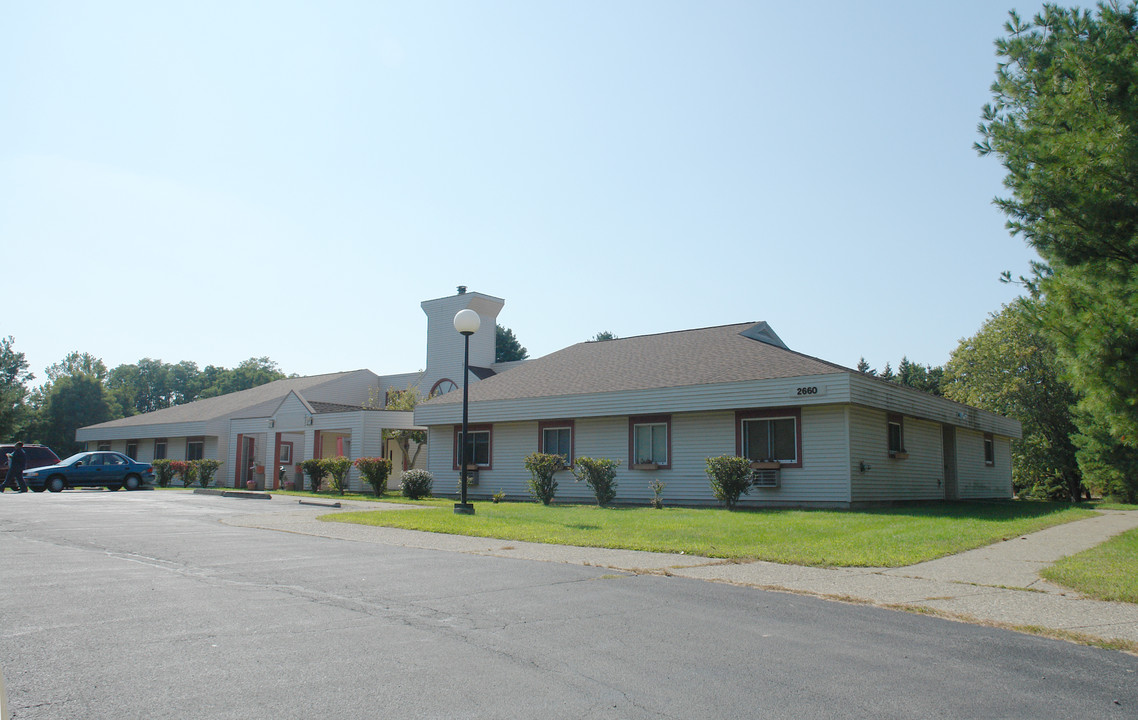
[[935, 4, 1138, 503], [0, 338, 287, 456]]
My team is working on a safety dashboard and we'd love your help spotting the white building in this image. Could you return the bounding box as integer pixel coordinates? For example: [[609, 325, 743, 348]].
[[80, 287, 1020, 505], [414, 317, 1020, 508]]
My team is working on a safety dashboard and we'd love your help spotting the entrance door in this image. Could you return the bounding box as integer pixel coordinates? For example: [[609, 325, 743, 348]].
[[942, 426, 958, 500], [243, 437, 257, 486]]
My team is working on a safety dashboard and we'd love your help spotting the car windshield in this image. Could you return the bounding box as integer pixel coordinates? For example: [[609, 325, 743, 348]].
[[60, 453, 90, 465]]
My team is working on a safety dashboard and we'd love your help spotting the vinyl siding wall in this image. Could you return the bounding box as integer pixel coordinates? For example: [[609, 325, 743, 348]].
[[849, 407, 945, 503], [426, 405, 853, 506], [954, 428, 1013, 499]]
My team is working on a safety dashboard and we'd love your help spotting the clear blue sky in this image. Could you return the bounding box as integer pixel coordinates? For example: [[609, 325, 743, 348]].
[[2, 1, 1047, 385]]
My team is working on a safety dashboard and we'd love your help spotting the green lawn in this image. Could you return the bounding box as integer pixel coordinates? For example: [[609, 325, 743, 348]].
[[322, 500, 1096, 567], [1041, 527, 1138, 603]]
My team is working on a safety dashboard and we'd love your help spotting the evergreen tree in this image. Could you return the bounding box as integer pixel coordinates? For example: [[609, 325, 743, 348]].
[[495, 325, 528, 362], [878, 363, 894, 383], [978, 4, 1138, 448], [855, 357, 876, 376]]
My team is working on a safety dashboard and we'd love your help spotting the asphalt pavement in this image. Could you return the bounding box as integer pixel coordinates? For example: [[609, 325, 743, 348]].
[[4, 491, 1138, 719], [224, 498, 1138, 647]]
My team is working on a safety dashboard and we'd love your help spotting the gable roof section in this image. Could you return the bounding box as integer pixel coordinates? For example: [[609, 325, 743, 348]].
[[421, 323, 847, 405], [81, 370, 378, 430]]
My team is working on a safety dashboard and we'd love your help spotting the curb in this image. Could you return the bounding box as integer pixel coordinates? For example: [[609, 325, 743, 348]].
[[193, 488, 272, 500]]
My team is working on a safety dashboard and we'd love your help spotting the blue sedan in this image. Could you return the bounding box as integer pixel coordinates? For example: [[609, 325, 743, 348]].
[[23, 451, 155, 492]]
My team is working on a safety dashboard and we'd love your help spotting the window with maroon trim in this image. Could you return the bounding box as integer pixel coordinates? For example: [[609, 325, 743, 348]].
[[154, 438, 167, 460], [96, 441, 111, 452], [538, 420, 574, 466], [887, 413, 906, 457], [186, 437, 205, 461], [453, 424, 492, 470], [125, 440, 139, 460], [984, 433, 995, 466], [735, 408, 802, 468], [629, 414, 671, 468], [430, 379, 459, 398]]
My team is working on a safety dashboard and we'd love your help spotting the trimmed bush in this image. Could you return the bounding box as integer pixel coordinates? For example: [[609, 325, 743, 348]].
[[192, 459, 222, 488], [706, 455, 753, 509], [170, 460, 197, 488], [300, 458, 328, 492], [400, 469, 433, 500], [355, 457, 392, 496], [324, 456, 352, 495], [524, 452, 565, 505], [572, 456, 619, 506], [152, 459, 176, 488]]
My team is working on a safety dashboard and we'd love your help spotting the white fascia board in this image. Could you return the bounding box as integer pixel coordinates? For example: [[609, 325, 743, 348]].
[[848, 374, 1022, 439], [76, 421, 211, 442], [413, 373, 853, 426]]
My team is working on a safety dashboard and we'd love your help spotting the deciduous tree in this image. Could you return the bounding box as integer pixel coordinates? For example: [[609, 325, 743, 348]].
[[0, 336, 34, 439], [943, 301, 1082, 499]]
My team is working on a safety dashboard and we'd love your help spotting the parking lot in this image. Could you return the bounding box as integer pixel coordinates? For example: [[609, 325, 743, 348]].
[[2, 491, 1136, 719]]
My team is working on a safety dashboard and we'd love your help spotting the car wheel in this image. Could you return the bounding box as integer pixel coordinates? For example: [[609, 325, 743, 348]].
[[47, 476, 66, 493], [106, 484, 121, 492], [124, 475, 141, 491]]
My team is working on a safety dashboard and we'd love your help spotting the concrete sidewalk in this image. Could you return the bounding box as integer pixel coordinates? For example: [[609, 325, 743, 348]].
[[224, 502, 1138, 648]]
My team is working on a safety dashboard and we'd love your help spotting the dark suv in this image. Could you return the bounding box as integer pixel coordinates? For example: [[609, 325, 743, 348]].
[[1, 444, 62, 491]]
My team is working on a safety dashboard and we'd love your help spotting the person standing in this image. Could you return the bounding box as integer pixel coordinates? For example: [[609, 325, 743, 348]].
[[4, 441, 28, 492]]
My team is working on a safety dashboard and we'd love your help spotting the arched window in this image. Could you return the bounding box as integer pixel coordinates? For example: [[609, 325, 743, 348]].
[[429, 378, 459, 398]]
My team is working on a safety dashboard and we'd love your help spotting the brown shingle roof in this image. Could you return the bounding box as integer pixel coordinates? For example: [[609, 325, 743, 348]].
[[423, 323, 847, 405], [81, 370, 375, 429]]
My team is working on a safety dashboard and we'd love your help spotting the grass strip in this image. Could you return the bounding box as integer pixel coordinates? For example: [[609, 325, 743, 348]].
[[322, 500, 1095, 567], [1041, 527, 1138, 604]]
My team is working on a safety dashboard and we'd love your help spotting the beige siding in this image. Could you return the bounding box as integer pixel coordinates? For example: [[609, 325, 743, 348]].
[[421, 293, 502, 398], [850, 407, 944, 503], [849, 373, 1021, 439], [427, 405, 852, 506], [955, 428, 1013, 499]]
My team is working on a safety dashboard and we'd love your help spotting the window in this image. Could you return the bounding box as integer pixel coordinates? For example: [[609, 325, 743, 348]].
[[97, 441, 111, 452], [430, 379, 459, 398], [453, 425, 492, 469], [125, 441, 139, 460], [154, 439, 167, 460], [735, 408, 802, 468], [279, 442, 293, 465], [887, 413, 906, 457], [186, 437, 205, 461], [538, 420, 574, 465], [629, 415, 670, 468], [984, 434, 995, 466]]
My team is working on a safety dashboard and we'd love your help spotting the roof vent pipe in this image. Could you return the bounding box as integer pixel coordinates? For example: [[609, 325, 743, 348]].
[[457, 285, 467, 295]]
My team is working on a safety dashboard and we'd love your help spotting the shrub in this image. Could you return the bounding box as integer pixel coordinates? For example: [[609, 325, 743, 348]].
[[170, 460, 197, 488], [524, 452, 565, 505], [355, 457, 392, 496], [324, 456, 353, 495], [300, 458, 328, 492], [152, 459, 176, 488], [400, 469, 433, 500], [572, 456, 619, 506], [492, 489, 506, 504], [192, 459, 222, 488], [649, 479, 665, 509], [706, 456, 753, 509]]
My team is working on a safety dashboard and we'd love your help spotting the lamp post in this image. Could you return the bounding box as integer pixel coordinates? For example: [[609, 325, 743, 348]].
[[453, 308, 480, 515]]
